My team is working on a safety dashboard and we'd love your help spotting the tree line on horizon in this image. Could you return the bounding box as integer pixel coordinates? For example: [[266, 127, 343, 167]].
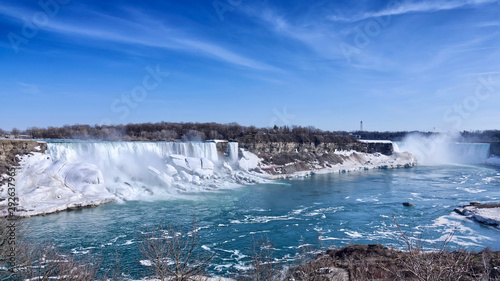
[[0, 122, 499, 143]]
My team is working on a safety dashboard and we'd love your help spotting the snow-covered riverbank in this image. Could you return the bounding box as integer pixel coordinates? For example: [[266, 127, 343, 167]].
[[0, 141, 416, 217], [455, 203, 500, 229], [257, 150, 417, 180]]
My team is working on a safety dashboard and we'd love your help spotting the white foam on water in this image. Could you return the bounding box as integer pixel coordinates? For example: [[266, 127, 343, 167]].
[[456, 187, 486, 193]]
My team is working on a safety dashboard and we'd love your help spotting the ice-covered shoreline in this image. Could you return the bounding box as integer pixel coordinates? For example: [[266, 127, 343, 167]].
[[0, 152, 116, 217], [455, 203, 500, 229], [0, 141, 417, 217], [256, 151, 417, 180]]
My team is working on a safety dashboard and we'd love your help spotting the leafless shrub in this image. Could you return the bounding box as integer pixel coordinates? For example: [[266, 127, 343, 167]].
[[5, 240, 99, 281], [250, 237, 282, 281], [285, 216, 500, 281], [389, 216, 489, 281], [137, 218, 213, 281], [235, 236, 283, 281], [1, 216, 99, 281]]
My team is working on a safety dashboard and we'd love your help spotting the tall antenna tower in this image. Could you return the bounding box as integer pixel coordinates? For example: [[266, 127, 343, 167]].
[[360, 121, 363, 131]]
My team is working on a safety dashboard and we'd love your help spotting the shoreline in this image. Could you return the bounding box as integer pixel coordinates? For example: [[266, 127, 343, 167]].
[[454, 202, 500, 229], [256, 151, 417, 180], [1, 143, 417, 217]]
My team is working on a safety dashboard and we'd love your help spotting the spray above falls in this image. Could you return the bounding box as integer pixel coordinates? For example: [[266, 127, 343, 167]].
[[395, 133, 491, 165]]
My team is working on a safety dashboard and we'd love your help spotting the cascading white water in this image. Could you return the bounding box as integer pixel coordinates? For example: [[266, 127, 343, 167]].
[[452, 143, 491, 164], [396, 133, 491, 165], [227, 142, 239, 164], [46, 141, 224, 199], [392, 142, 400, 153], [48, 141, 219, 163]]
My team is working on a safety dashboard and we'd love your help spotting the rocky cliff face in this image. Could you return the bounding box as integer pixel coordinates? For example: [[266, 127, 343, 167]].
[[239, 141, 393, 166], [0, 140, 47, 185]]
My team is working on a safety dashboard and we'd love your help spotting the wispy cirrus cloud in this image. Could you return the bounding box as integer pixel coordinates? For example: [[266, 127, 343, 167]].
[[244, 8, 345, 61], [17, 82, 40, 95], [329, 0, 498, 22], [0, 4, 275, 71]]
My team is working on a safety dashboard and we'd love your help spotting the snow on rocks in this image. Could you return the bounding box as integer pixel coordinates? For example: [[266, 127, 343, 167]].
[[259, 150, 417, 179], [169, 154, 191, 171], [148, 166, 174, 187], [165, 164, 178, 176], [0, 153, 115, 217], [201, 158, 215, 170], [455, 203, 500, 229], [0, 140, 418, 217], [238, 150, 260, 172], [186, 157, 202, 170]]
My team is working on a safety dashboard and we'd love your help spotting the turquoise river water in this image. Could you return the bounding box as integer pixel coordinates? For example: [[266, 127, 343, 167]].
[[23, 163, 500, 278]]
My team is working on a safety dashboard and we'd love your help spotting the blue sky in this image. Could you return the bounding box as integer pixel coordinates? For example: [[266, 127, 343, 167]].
[[0, 0, 499, 131]]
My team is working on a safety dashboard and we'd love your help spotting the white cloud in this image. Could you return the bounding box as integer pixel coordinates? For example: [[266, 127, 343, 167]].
[[0, 4, 275, 71], [329, 0, 498, 22]]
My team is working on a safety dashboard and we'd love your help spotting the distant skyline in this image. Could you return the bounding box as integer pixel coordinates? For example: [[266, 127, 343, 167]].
[[1, 0, 499, 132]]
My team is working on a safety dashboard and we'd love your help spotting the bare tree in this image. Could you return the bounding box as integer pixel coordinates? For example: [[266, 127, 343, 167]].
[[236, 236, 283, 281], [12, 241, 99, 281], [1, 216, 99, 281], [10, 128, 20, 138], [138, 218, 213, 281]]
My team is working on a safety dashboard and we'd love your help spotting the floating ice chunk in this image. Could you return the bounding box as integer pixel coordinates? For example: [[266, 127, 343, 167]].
[[186, 157, 202, 170], [170, 155, 190, 171], [201, 158, 214, 170], [165, 164, 178, 176], [194, 168, 213, 179], [148, 166, 173, 186], [192, 175, 201, 185], [179, 170, 193, 182], [169, 154, 185, 159], [222, 162, 233, 174]]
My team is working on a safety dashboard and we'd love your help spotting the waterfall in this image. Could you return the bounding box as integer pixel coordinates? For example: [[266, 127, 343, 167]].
[[45, 141, 223, 199], [396, 134, 491, 165], [452, 143, 491, 164], [226, 142, 239, 164], [48, 141, 219, 163], [392, 142, 401, 153]]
